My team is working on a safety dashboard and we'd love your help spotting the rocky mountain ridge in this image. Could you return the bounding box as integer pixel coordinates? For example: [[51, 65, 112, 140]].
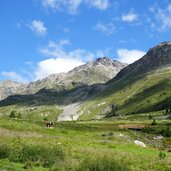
[[79, 41, 171, 119], [114, 41, 171, 81], [0, 57, 127, 100]]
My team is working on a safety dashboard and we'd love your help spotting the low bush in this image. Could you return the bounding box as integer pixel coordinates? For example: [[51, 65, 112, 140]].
[[151, 119, 157, 126], [0, 143, 64, 168], [159, 151, 166, 159], [161, 126, 171, 137], [77, 155, 129, 171], [9, 110, 17, 118], [21, 144, 64, 168], [0, 144, 10, 159]]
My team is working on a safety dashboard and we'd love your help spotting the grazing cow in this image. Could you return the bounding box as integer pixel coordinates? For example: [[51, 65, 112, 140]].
[[134, 140, 146, 148], [45, 121, 54, 128]]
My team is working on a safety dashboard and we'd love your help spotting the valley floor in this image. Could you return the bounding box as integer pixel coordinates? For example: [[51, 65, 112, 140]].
[[0, 116, 171, 171]]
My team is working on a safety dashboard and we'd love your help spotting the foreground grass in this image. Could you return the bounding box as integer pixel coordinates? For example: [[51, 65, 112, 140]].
[[0, 118, 171, 170]]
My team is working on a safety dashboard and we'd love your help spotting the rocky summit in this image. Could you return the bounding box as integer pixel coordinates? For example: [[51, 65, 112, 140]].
[[114, 41, 171, 80]]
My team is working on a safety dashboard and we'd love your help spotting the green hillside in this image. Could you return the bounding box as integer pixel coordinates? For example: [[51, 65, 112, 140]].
[[79, 67, 171, 120]]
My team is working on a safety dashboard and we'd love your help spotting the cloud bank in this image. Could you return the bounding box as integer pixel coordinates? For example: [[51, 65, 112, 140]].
[[1, 72, 28, 83], [35, 39, 96, 80], [117, 49, 146, 64], [41, 0, 109, 14]]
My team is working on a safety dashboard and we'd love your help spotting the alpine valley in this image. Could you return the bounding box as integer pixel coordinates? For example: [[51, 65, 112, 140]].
[[1, 42, 171, 121], [2, 1, 171, 170], [1, 42, 171, 171]]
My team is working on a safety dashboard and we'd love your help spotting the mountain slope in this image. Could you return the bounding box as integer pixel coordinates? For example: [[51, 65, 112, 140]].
[[0, 57, 127, 100], [79, 41, 171, 119], [113, 41, 171, 81], [24, 57, 127, 94], [0, 80, 24, 100], [1, 42, 171, 121]]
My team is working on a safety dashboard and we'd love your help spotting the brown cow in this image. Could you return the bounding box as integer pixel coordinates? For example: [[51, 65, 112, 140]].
[[45, 121, 54, 128]]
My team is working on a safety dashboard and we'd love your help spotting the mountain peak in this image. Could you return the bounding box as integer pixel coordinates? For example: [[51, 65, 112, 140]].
[[148, 41, 171, 53], [96, 56, 111, 62], [0, 57, 127, 100], [145, 41, 171, 65], [0, 80, 22, 87], [95, 57, 127, 66], [114, 41, 171, 81], [158, 41, 171, 46]]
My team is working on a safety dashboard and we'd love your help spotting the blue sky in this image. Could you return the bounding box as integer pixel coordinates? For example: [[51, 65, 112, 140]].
[[0, 0, 171, 82]]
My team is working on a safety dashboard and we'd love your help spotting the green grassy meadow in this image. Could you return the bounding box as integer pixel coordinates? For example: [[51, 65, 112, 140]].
[[1, 67, 171, 170], [0, 114, 171, 170]]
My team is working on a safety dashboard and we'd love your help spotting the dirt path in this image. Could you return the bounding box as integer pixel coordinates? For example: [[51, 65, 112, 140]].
[[58, 103, 81, 121]]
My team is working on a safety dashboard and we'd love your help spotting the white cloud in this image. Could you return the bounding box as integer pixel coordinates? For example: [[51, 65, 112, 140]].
[[35, 58, 84, 80], [35, 39, 96, 80], [1, 72, 28, 83], [86, 0, 109, 10], [149, 4, 171, 31], [41, 0, 109, 14], [121, 12, 138, 22], [117, 49, 146, 64], [28, 20, 47, 36], [95, 21, 115, 35], [42, 0, 58, 9], [42, 0, 81, 14]]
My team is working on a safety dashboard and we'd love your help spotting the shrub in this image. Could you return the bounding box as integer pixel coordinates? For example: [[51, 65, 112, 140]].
[[166, 108, 169, 114], [17, 112, 22, 119], [23, 162, 33, 169], [0, 143, 64, 168], [142, 127, 155, 134], [161, 127, 171, 137], [148, 115, 153, 120], [77, 155, 129, 171], [151, 119, 157, 126], [0, 144, 10, 159], [20, 144, 64, 168], [109, 132, 114, 136], [9, 110, 17, 118], [43, 117, 48, 121], [159, 151, 166, 159]]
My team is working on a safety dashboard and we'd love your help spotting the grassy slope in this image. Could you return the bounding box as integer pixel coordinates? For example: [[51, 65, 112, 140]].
[[0, 105, 62, 122], [0, 118, 171, 170], [79, 67, 171, 120]]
